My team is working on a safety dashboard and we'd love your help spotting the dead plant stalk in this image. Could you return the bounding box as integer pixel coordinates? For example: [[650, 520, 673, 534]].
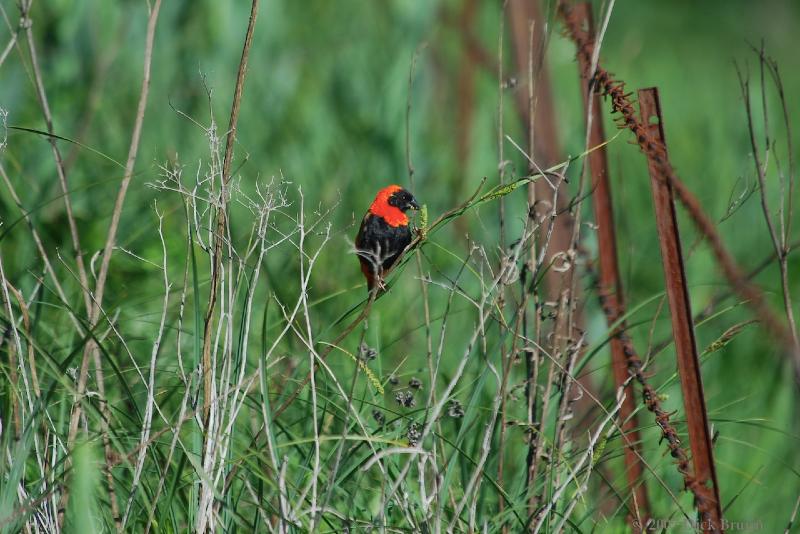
[[54, 0, 162, 527], [200, 0, 259, 455], [737, 49, 799, 357]]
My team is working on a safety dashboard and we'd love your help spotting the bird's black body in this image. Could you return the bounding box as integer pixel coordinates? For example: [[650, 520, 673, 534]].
[[356, 213, 412, 278], [355, 186, 419, 291]]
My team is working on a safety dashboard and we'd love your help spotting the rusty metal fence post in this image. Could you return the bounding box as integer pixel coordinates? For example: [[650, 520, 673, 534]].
[[638, 87, 724, 533]]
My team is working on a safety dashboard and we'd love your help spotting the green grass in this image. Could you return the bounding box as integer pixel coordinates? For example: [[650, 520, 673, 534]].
[[1, 0, 798, 531]]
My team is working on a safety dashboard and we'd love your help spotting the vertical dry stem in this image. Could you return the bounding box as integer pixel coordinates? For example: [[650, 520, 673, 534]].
[[201, 0, 260, 437], [737, 50, 799, 359], [18, 0, 92, 316], [60, 1, 162, 526]]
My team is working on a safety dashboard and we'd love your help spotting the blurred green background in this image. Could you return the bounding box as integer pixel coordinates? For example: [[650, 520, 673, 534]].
[[2, 0, 799, 530]]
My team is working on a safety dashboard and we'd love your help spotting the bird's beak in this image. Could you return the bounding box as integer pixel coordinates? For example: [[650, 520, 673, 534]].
[[408, 197, 420, 210]]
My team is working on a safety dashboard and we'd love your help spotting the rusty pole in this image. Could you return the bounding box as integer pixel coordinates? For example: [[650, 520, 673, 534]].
[[572, 3, 650, 526], [638, 87, 723, 533]]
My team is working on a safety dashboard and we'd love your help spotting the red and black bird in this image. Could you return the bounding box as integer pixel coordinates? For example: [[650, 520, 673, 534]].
[[355, 185, 420, 291]]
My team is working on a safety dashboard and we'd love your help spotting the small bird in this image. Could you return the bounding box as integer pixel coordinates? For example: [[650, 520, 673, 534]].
[[355, 185, 420, 292]]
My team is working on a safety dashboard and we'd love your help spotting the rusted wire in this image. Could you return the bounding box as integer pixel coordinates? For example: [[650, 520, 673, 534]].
[[595, 286, 714, 517]]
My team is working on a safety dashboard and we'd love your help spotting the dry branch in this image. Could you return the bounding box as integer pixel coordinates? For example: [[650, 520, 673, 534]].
[[505, 1, 597, 522], [18, 0, 92, 316], [52, 1, 162, 527], [507, 0, 575, 301], [201, 0, 260, 440], [737, 48, 799, 360]]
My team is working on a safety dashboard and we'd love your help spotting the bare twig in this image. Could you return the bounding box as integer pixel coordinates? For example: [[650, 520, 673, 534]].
[[61, 1, 162, 525], [737, 48, 799, 360], [201, 0, 260, 436], [0, 4, 20, 69], [121, 206, 170, 529], [507, 0, 575, 306], [17, 0, 92, 316], [495, 3, 510, 525], [91, 0, 163, 317]]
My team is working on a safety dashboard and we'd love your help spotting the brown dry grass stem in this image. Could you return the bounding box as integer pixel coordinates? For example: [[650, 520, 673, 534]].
[[200, 0, 259, 446], [558, 1, 798, 383], [495, 3, 510, 526], [505, 0, 588, 524], [20, 0, 163, 526], [523, 23, 541, 513], [507, 0, 575, 305], [737, 46, 799, 361], [405, 42, 445, 516], [17, 0, 92, 317]]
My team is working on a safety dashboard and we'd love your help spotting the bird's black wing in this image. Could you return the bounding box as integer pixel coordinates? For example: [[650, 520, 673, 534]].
[[355, 213, 412, 272]]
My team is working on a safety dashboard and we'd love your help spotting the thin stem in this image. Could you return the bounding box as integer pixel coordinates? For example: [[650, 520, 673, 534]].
[[201, 0, 260, 438]]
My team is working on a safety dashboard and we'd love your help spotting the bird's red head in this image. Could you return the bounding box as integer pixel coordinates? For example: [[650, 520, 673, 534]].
[[369, 185, 420, 227]]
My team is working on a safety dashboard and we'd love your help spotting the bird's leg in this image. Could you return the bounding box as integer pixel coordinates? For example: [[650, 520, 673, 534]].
[[376, 277, 388, 292]]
